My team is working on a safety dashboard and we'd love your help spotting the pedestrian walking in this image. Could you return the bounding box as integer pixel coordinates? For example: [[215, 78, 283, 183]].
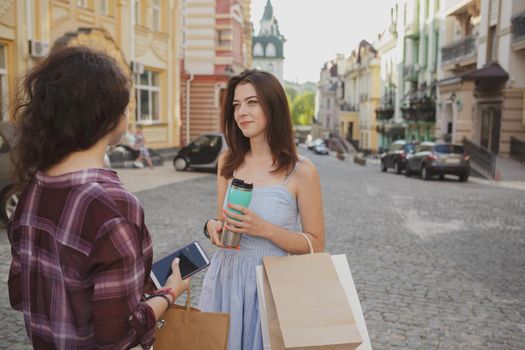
[[134, 124, 154, 169], [7, 46, 189, 350], [199, 69, 325, 349]]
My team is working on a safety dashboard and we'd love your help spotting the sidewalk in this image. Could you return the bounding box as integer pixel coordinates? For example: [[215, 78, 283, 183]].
[[115, 163, 211, 193]]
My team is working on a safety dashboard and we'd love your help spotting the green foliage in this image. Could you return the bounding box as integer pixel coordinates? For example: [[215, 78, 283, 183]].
[[291, 92, 314, 126]]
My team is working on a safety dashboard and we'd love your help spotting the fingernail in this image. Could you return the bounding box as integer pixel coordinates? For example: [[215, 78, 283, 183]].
[[175, 258, 180, 263]]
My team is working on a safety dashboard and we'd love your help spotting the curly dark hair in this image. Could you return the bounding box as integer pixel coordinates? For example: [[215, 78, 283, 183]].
[[11, 46, 131, 189], [220, 69, 298, 179]]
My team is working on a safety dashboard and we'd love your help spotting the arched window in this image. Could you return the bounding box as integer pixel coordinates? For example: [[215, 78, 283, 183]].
[[253, 42, 264, 57], [266, 43, 276, 57]]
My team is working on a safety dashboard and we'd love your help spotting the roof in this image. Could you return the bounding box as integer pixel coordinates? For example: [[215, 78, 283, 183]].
[[436, 62, 508, 86], [262, 0, 273, 21]]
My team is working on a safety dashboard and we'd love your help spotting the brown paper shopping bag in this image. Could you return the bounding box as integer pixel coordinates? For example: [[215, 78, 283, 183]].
[[261, 234, 362, 349], [154, 289, 229, 350]]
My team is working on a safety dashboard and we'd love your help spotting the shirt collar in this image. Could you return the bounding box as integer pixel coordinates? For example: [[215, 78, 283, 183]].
[[34, 168, 122, 188]]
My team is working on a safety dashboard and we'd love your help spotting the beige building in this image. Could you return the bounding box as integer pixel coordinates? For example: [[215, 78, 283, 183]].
[[437, 0, 525, 159], [0, 0, 183, 149], [341, 41, 381, 152]]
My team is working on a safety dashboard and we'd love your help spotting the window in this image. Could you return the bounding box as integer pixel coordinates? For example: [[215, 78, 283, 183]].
[[217, 29, 231, 46], [266, 43, 276, 57], [135, 70, 161, 122], [152, 0, 161, 31], [134, 0, 140, 25], [487, 25, 497, 62], [0, 44, 8, 122], [253, 42, 263, 56], [100, 0, 108, 14], [77, 0, 88, 8], [434, 144, 464, 153]]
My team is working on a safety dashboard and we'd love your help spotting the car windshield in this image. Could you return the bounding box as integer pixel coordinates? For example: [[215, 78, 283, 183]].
[[434, 145, 464, 154], [404, 144, 416, 152]]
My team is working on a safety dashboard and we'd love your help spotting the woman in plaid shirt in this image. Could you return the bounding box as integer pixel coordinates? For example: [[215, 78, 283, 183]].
[[7, 46, 189, 349]]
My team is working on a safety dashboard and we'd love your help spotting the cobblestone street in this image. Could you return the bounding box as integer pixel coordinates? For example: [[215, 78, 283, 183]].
[[1, 151, 524, 349]]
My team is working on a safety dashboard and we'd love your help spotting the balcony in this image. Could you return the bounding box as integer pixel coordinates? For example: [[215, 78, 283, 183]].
[[375, 106, 394, 122], [512, 11, 525, 50], [401, 96, 436, 123], [403, 64, 418, 83], [441, 35, 476, 67], [340, 102, 359, 112]]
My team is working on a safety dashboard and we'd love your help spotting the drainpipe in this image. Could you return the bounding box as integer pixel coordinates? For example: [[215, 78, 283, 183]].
[[26, 0, 32, 48], [185, 73, 194, 145]]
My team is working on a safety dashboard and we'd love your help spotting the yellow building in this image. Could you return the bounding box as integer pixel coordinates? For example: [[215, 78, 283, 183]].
[[0, 0, 183, 149], [342, 40, 381, 153]]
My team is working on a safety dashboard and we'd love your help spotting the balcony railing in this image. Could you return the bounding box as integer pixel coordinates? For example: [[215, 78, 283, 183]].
[[401, 96, 436, 123], [340, 102, 359, 112], [441, 35, 476, 65], [403, 64, 418, 82], [375, 106, 394, 122], [510, 136, 525, 166], [512, 11, 525, 45]]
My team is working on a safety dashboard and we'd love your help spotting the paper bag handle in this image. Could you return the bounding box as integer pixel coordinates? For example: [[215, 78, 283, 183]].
[[184, 288, 191, 310], [300, 233, 314, 254]]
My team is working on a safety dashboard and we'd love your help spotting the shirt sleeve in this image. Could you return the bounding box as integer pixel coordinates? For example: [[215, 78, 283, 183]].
[[88, 218, 156, 350], [7, 229, 22, 311]]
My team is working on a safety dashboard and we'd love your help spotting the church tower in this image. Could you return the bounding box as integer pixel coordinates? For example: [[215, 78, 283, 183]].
[[252, 0, 285, 83]]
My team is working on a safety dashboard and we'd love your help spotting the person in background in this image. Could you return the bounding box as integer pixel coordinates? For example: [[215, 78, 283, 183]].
[[8, 46, 189, 350], [121, 123, 143, 168], [199, 70, 325, 349], [134, 124, 154, 169]]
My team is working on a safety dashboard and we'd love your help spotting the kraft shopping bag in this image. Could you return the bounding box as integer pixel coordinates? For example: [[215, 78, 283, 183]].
[[259, 233, 363, 349], [256, 255, 372, 350], [154, 288, 229, 350]]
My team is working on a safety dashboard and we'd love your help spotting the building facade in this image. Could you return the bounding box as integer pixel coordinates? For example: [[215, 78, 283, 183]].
[[252, 0, 285, 83], [437, 0, 525, 158], [180, 0, 252, 144], [340, 41, 381, 153], [0, 0, 184, 149], [315, 58, 340, 139]]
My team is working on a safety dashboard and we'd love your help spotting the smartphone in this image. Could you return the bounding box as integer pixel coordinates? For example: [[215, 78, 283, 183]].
[[150, 241, 210, 289]]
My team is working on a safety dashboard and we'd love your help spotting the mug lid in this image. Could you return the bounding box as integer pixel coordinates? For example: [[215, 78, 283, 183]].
[[232, 178, 253, 190]]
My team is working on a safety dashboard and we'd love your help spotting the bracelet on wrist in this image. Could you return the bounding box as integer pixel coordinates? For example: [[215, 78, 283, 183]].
[[147, 293, 172, 310], [203, 218, 218, 239]]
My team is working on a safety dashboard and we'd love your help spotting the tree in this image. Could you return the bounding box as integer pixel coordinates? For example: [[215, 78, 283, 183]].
[[291, 92, 314, 125]]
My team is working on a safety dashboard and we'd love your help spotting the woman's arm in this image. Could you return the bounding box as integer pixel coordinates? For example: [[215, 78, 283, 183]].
[[206, 151, 229, 247], [224, 159, 325, 254]]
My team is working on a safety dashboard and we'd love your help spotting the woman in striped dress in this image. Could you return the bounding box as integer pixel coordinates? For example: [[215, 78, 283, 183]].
[[198, 70, 326, 350]]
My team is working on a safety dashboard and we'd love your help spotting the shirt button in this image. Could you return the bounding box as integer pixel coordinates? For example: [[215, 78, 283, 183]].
[[129, 316, 133, 321]]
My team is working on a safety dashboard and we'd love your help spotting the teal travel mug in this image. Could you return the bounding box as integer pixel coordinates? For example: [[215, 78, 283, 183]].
[[220, 178, 253, 247]]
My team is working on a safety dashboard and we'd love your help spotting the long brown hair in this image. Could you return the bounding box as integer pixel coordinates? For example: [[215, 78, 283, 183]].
[[221, 69, 298, 179], [11, 46, 130, 189]]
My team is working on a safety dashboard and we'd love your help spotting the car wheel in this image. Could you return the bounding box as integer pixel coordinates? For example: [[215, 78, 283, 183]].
[[421, 165, 431, 181], [381, 160, 387, 172], [1, 191, 19, 222], [173, 157, 188, 171], [459, 174, 469, 182], [394, 161, 401, 174], [405, 165, 412, 177]]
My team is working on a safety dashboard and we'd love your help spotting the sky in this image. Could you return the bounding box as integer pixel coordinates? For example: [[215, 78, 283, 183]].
[[250, 0, 392, 84]]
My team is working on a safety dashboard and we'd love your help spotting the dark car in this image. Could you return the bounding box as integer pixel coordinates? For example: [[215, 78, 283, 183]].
[[173, 132, 227, 171], [0, 122, 18, 223], [405, 142, 470, 182], [380, 140, 416, 174], [313, 143, 330, 155]]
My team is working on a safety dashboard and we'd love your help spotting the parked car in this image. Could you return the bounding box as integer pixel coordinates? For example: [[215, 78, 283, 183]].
[[405, 142, 470, 182], [307, 138, 325, 150], [312, 143, 330, 155], [0, 122, 18, 223], [380, 140, 416, 174], [173, 132, 227, 171]]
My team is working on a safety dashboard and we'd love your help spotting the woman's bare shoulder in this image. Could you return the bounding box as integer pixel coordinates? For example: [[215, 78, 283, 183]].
[[294, 157, 319, 183]]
